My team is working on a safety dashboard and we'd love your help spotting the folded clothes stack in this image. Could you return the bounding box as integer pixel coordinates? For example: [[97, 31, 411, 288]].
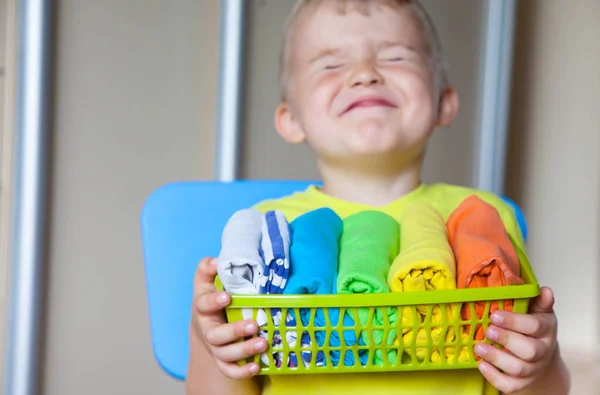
[[216, 194, 526, 368]]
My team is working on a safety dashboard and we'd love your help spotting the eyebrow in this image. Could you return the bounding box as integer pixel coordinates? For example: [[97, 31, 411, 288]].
[[308, 41, 419, 64], [378, 40, 418, 52]]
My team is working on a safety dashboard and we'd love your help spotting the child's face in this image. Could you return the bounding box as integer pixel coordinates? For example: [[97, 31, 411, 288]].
[[276, 2, 458, 166]]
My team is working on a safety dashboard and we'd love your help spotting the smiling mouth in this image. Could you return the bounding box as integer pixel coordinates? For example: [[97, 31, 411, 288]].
[[342, 97, 398, 115]]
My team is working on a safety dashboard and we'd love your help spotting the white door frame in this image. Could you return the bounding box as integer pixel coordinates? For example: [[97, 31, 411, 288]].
[[476, 0, 517, 194], [3, 1, 52, 394]]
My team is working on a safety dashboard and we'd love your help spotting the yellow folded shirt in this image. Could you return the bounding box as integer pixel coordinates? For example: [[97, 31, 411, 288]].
[[387, 202, 468, 363], [388, 202, 456, 292]]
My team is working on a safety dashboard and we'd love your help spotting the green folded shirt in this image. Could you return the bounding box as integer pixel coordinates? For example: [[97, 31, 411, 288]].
[[337, 211, 400, 365]]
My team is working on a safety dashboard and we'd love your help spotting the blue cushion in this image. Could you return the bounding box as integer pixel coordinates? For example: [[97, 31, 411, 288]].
[[500, 196, 528, 243], [140, 180, 315, 379]]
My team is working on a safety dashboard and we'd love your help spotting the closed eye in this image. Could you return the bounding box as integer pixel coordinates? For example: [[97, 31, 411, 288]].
[[325, 64, 343, 70], [385, 57, 404, 62]]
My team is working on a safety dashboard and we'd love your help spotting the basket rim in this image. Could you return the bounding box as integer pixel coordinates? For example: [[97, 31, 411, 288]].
[[222, 282, 540, 308]]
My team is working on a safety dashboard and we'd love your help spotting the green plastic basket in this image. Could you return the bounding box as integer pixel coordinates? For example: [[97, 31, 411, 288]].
[[216, 247, 539, 375]]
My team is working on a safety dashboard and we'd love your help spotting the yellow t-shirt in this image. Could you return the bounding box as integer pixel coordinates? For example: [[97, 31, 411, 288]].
[[252, 182, 527, 395]]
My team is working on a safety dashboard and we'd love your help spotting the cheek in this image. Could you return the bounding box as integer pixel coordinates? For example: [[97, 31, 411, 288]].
[[396, 69, 437, 120], [304, 73, 341, 110], [296, 75, 342, 147], [388, 64, 434, 97]]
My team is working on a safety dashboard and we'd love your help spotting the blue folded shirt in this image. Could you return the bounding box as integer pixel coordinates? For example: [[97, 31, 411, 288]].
[[284, 208, 367, 367]]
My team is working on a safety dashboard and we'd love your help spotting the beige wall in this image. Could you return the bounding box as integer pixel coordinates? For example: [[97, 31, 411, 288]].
[[0, 0, 16, 389], [0, 0, 5, 389], [241, 0, 487, 187], [0, 5, 7, 380], [40, 1, 218, 394], [506, 0, 600, 354]]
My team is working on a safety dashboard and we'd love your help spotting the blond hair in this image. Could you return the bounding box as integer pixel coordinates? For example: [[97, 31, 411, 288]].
[[279, 0, 448, 101]]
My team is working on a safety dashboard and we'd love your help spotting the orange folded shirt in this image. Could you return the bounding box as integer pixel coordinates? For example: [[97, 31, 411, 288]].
[[446, 195, 525, 340]]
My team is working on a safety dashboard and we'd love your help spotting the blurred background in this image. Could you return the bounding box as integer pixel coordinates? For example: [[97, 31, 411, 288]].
[[0, 0, 598, 394]]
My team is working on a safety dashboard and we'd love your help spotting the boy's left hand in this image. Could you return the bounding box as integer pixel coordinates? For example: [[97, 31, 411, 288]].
[[474, 286, 558, 394]]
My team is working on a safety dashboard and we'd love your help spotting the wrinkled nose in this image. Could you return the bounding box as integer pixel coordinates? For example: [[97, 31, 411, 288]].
[[348, 61, 384, 88]]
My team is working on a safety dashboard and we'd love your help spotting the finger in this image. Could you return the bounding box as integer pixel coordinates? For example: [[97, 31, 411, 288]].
[[195, 287, 230, 312], [474, 343, 536, 378], [528, 286, 555, 314], [194, 257, 218, 290], [212, 337, 268, 363], [478, 361, 531, 394], [485, 325, 548, 362], [489, 310, 553, 338], [205, 319, 260, 346], [216, 359, 261, 380], [193, 292, 229, 341]]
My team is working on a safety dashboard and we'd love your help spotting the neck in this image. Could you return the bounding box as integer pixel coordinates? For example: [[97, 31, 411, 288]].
[[317, 157, 423, 206]]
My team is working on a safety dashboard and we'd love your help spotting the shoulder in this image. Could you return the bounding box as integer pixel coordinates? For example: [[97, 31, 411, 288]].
[[424, 183, 526, 249], [251, 185, 324, 222], [425, 183, 515, 215]]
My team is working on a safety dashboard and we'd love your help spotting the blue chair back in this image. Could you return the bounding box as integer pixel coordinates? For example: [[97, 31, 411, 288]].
[[139, 180, 527, 380]]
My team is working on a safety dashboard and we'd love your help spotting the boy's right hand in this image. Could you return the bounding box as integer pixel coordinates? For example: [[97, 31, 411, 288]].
[[192, 257, 268, 379]]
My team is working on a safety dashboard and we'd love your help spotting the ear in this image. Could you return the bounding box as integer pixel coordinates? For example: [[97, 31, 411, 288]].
[[274, 102, 306, 144], [436, 86, 459, 127]]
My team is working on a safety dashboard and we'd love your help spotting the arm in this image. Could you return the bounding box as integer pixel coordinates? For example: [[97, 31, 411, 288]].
[[186, 322, 262, 395], [510, 346, 570, 395], [185, 258, 265, 395]]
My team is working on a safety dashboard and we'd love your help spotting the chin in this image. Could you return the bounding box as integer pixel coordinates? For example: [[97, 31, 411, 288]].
[[344, 121, 409, 151], [343, 119, 387, 144], [350, 147, 406, 159]]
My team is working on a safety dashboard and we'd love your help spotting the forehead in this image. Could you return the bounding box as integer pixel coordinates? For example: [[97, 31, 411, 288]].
[[290, 2, 428, 59]]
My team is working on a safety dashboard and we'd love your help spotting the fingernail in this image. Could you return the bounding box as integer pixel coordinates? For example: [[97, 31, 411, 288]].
[[478, 361, 489, 373], [474, 343, 487, 357], [491, 312, 504, 325], [255, 340, 266, 351], [486, 327, 499, 341], [217, 293, 228, 304], [210, 258, 218, 266], [249, 364, 259, 374], [245, 323, 256, 334]]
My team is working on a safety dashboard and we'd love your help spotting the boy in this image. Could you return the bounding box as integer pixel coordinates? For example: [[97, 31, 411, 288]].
[[187, 1, 570, 394]]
